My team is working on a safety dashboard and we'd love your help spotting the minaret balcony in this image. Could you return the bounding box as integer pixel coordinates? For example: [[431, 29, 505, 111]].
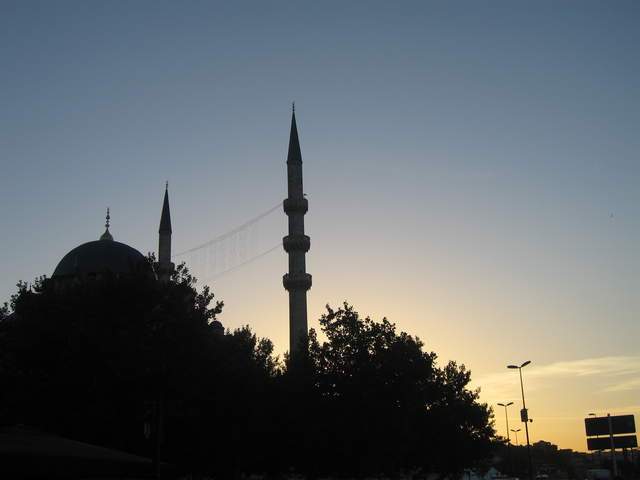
[[283, 234, 310, 253], [283, 198, 308, 215], [283, 272, 312, 291]]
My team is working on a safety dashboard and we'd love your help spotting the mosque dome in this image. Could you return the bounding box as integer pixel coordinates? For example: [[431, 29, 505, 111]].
[[53, 240, 150, 278], [52, 209, 151, 278]]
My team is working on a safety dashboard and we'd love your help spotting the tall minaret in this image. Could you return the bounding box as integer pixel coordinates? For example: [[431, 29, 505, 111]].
[[158, 183, 174, 282], [283, 105, 312, 355]]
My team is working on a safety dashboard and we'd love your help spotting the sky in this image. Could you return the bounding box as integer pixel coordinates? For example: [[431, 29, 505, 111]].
[[1, 1, 639, 452]]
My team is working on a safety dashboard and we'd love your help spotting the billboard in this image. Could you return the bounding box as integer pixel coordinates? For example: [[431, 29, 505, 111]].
[[585, 415, 636, 436], [587, 435, 638, 451]]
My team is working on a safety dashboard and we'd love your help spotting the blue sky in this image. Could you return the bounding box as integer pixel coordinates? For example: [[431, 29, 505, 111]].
[[1, 1, 639, 450]]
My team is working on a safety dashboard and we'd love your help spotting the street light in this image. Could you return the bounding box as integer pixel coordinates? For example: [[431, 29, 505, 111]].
[[498, 402, 514, 475], [511, 428, 521, 446], [508, 360, 532, 480], [497, 402, 514, 444]]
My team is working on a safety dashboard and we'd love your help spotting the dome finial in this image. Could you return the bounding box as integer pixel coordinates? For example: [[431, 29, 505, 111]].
[[100, 207, 113, 241]]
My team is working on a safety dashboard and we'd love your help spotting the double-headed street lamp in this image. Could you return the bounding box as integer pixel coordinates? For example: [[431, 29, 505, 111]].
[[497, 402, 514, 443], [508, 360, 532, 480], [511, 428, 521, 446], [498, 402, 514, 474]]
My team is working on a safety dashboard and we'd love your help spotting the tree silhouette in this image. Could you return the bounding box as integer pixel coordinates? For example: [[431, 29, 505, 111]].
[[1, 274, 494, 477], [0, 264, 280, 476], [293, 303, 495, 476]]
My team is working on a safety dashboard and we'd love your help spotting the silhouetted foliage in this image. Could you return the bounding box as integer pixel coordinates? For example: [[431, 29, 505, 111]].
[[281, 303, 495, 476], [0, 264, 279, 476], [0, 271, 494, 477]]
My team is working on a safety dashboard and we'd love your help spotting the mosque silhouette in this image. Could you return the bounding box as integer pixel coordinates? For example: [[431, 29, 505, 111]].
[[49, 108, 310, 354], [0, 109, 311, 477]]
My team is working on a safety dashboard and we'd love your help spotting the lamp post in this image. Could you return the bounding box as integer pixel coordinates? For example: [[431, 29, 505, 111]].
[[588, 413, 599, 439], [498, 402, 514, 475], [511, 428, 521, 446], [508, 360, 532, 480], [498, 402, 514, 443], [588, 414, 603, 463]]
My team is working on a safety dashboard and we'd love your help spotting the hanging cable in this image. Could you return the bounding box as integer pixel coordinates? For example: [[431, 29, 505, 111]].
[[173, 201, 282, 257]]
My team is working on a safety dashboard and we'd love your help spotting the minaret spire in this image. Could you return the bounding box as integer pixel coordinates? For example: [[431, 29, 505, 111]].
[[283, 108, 312, 356], [158, 183, 174, 282], [159, 182, 172, 235]]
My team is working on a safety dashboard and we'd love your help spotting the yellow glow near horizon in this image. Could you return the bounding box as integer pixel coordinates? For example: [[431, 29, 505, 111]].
[[211, 249, 640, 453]]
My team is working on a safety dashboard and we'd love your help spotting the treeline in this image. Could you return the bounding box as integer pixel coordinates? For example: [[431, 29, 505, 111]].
[[0, 264, 494, 477]]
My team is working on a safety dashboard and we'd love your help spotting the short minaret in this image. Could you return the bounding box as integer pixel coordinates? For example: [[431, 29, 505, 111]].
[[158, 183, 174, 282], [283, 106, 312, 356]]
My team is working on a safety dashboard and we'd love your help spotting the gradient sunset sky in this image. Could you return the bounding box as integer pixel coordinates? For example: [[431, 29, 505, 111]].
[[1, 1, 638, 452]]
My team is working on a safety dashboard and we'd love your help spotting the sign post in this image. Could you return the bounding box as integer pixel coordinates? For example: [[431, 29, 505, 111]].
[[585, 414, 636, 479]]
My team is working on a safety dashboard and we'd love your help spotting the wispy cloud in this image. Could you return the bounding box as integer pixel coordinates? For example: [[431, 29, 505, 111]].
[[611, 403, 640, 413], [529, 356, 640, 379], [604, 378, 640, 392], [472, 355, 640, 400]]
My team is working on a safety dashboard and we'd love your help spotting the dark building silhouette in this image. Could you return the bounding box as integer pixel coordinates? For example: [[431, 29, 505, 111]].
[[51, 111, 309, 354]]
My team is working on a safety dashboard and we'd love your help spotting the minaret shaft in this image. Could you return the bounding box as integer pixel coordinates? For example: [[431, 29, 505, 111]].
[[288, 290, 308, 354], [287, 163, 304, 198], [159, 234, 171, 265], [283, 111, 311, 356]]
